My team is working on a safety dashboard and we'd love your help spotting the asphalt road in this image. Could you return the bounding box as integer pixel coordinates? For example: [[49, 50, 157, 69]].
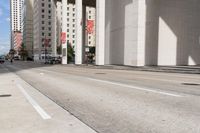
[[1, 61, 200, 133]]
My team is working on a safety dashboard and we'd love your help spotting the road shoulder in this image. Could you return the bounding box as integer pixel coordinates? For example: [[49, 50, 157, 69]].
[[0, 67, 97, 133]]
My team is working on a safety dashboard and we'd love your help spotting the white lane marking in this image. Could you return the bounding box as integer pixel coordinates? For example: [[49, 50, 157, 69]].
[[40, 73, 44, 75], [37, 69, 60, 74], [127, 76, 180, 83], [16, 83, 51, 120], [36, 68, 183, 97], [88, 78, 183, 98]]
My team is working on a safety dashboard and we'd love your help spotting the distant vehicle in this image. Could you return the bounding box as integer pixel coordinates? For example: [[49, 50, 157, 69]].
[[47, 56, 61, 64], [0, 57, 5, 64], [14, 56, 20, 60], [27, 57, 34, 61]]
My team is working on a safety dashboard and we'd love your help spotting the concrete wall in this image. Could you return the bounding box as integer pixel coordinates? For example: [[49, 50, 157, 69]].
[[105, 0, 139, 66], [144, 0, 159, 65], [158, 0, 200, 65], [145, 0, 200, 66], [105, 0, 200, 66]]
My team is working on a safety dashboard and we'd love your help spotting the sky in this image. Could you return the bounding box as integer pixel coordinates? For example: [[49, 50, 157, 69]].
[[0, 0, 10, 55]]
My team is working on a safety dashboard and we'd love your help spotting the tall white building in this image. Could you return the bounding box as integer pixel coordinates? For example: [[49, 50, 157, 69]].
[[10, 0, 24, 49], [33, 0, 57, 61], [55, 1, 96, 49], [32, 0, 96, 62]]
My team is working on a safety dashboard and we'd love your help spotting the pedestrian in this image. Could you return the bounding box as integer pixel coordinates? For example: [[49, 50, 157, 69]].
[[10, 58, 13, 64]]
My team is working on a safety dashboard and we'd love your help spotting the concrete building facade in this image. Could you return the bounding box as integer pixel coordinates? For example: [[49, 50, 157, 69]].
[[22, 0, 34, 58], [33, 0, 57, 61], [59, 0, 200, 66], [55, 1, 95, 49]]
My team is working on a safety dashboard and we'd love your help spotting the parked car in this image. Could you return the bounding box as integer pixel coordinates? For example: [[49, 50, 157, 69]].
[[0, 57, 5, 64], [27, 57, 34, 61], [14, 56, 20, 60], [47, 56, 61, 64]]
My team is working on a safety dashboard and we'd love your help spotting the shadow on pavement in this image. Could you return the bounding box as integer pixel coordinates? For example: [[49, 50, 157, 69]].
[[0, 61, 54, 74], [0, 60, 200, 75]]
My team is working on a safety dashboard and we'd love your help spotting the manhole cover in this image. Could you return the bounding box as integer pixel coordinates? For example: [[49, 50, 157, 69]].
[[95, 73, 106, 75], [0, 94, 12, 97], [182, 83, 200, 86]]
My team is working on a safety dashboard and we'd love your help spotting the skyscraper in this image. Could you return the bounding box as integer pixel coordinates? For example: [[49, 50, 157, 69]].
[[10, 0, 24, 49]]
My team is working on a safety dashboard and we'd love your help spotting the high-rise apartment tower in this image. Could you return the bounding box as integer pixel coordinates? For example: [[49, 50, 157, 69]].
[[10, 0, 24, 49]]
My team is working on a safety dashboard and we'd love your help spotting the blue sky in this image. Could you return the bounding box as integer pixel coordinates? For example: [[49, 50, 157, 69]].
[[0, 0, 10, 55]]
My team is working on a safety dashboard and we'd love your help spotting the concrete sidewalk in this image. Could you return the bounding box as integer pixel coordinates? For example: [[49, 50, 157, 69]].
[[19, 61, 200, 74], [0, 67, 97, 133], [61, 64, 200, 74], [7, 61, 200, 74]]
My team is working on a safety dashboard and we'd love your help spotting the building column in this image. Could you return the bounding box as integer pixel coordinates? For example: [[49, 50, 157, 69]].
[[82, 5, 86, 63], [96, 0, 105, 65], [136, 0, 146, 66], [61, 0, 68, 64], [52, 0, 57, 57], [75, 0, 83, 64]]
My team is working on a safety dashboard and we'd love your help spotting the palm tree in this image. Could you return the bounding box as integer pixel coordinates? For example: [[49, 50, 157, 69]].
[[9, 49, 16, 58], [19, 43, 28, 61]]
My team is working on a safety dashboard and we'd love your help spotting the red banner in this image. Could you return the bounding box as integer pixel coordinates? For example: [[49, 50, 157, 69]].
[[61, 32, 66, 44], [87, 20, 94, 34]]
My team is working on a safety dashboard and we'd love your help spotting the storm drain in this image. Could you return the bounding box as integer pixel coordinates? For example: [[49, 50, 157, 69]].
[[0, 94, 12, 97], [182, 83, 200, 86], [95, 73, 106, 75]]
